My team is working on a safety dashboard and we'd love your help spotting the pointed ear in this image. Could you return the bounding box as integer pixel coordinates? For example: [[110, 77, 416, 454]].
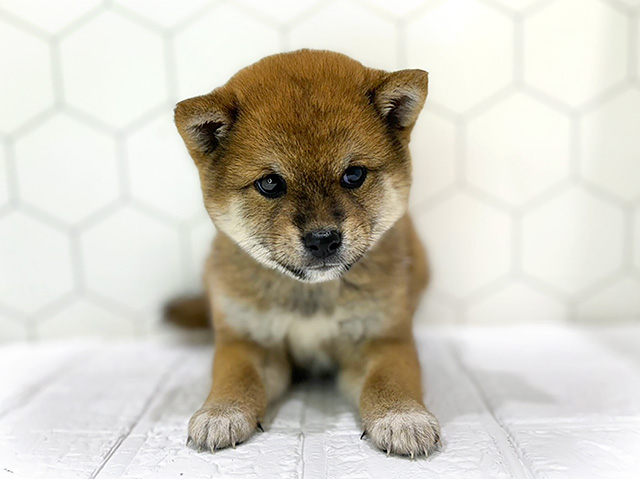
[[174, 88, 237, 158], [372, 69, 429, 129]]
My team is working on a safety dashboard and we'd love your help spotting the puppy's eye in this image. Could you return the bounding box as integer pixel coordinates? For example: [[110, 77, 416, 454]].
[[255, 174, 286, 198], [341, 166, 367, 189]]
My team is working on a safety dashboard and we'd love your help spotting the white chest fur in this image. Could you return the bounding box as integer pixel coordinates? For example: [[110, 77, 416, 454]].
[[221, 296, 381, 371]]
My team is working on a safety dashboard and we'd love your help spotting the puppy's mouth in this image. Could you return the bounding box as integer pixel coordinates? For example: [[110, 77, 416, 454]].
[[275, 256, 362, 283], [305, 263, 344, 271]]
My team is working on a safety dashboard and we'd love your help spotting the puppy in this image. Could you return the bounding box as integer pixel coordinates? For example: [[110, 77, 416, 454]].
[[172, 49, 440, 457]]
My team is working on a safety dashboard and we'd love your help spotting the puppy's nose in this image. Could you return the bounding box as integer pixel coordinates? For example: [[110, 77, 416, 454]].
[[304, 229, 342, 259]]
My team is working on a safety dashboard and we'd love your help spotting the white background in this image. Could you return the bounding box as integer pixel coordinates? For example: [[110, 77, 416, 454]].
[[0, 0, 639, 340]]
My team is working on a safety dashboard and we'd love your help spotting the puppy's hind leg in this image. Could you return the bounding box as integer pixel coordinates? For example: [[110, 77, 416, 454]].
[[188, 336, 290, 452]]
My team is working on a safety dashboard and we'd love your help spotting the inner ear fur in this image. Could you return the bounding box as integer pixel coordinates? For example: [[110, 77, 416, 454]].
[[174, 88, 237, 158], [372, 69, 429, 130]]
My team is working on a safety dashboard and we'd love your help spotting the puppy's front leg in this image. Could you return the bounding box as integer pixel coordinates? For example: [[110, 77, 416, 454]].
[[341, 339, 441, 457], [188, 337, 289, 451]]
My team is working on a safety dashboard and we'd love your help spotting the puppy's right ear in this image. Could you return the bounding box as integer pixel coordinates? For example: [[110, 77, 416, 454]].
[[174, 88, 237, 159]]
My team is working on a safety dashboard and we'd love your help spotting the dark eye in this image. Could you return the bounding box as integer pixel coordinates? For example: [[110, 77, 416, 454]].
[[341, 166, 367, 189], [255, 174, 286, 198]]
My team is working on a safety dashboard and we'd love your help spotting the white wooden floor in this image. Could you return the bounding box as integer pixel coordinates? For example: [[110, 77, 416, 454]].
[[1, 325, 640, 479]]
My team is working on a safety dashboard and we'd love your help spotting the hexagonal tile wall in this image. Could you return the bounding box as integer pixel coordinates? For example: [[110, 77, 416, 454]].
[[359, 0, 427, 17], [634, 205, 640, 272], [576, 278, 640, 323], [522, 187, 625, 296], [415, 290, 459, 325], [465, 92, 571, 206], [406, 0, 513, 113], [125, 113, 204, 222], [489, 0, 540, 10], [580, 90, 640, 201], [15, 113, 120, 224], [186, 217, 216, 292], [414, 192, 512, 299], [173, 2, 280, 100], [466, 282, 567, 324], [111, 0, 212, 29], [0, 0, 101, 33], [523, 0, 628, 108], [289, 0, 398, 71], [0, 143, 8, 209], [409, 111, 456, 209], [0, 18, 54, 134], [36, 299, 135, 339], [59, 10, 168, 128], [0, 0, 639, 339], [236, 0, 325, 23], [0, 313, 28, 342], [0, 212, 74, 315], [80, 207, 184, 312]]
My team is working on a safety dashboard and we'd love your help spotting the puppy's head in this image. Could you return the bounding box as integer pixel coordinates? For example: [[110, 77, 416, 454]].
[[175, 50, 428, 283]]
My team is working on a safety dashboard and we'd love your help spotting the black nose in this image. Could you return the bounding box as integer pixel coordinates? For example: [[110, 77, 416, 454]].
[[303, 229, 342, 259]]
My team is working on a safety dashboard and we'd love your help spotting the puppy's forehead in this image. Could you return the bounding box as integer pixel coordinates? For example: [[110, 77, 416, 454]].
[[221, 51, 395, 178]]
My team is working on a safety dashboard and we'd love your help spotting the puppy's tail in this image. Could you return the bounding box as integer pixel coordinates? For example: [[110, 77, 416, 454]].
[[163, 294, 211, 329]]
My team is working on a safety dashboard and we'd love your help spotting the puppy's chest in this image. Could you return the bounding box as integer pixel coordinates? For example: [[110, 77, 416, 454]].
[[225, 298, 382, 370]]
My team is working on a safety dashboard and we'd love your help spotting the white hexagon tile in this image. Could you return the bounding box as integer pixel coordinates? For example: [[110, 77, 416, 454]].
[[523, 0, 628, 107], [0, 212, 74, 315], [0, 143, 8, 209], [0, 313, 28, 341], [359, 0, 427, 18], [635, 206, 640, 272], [173, 2, 280, 100], [465, 93, 571, 206], [522, 187, 624, 295], [15, 114, 120, 224], [36, 299, 135, 339], [0, 18, 54, 134], [185, 216, 217, 292], [406, 0, 513, 113], [414, 192, 512, 299], [466, 282, 567, 324], [125, 113, 204, 221], [409, 111, 456, 208], [0, 0, 101, 33], [289, 0, 399, 71], [236, 0, 324, 24], [59, 10, 168, 128], [80, 207, 184, 312], [0, 0, 639, 339], [576, 278, 640, 323], [111, 0, 212, 29], [580, 90, 640, 201]]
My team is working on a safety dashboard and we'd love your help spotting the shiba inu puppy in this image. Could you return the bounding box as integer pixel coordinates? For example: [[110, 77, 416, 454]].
[[171, 49, 440, 457]]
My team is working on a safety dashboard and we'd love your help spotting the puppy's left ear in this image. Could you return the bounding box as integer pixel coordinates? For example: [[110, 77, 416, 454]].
[[372, 69, 429, 130]]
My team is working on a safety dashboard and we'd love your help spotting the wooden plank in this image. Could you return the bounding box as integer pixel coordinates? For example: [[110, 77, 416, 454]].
[[97, 333, 528, 479], [97, 345, 304, 479], [2, 327, 638, 478], [451, 326, 640, 424], [0, 341, 93, 418], [0, 342, 183, 479], [450, 325, 640, 478]]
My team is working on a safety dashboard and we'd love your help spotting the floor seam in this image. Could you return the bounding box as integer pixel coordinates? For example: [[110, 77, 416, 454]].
[[89, 351, 185, 479], [446, 337, 536, 479]]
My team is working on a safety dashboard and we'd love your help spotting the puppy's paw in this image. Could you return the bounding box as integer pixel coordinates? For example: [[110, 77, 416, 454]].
[[187, 403, 257, 452], [365, 406, 441, 457]]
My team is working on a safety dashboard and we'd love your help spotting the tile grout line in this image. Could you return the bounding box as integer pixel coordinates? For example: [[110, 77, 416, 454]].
[[445, 337, 536, 479]]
